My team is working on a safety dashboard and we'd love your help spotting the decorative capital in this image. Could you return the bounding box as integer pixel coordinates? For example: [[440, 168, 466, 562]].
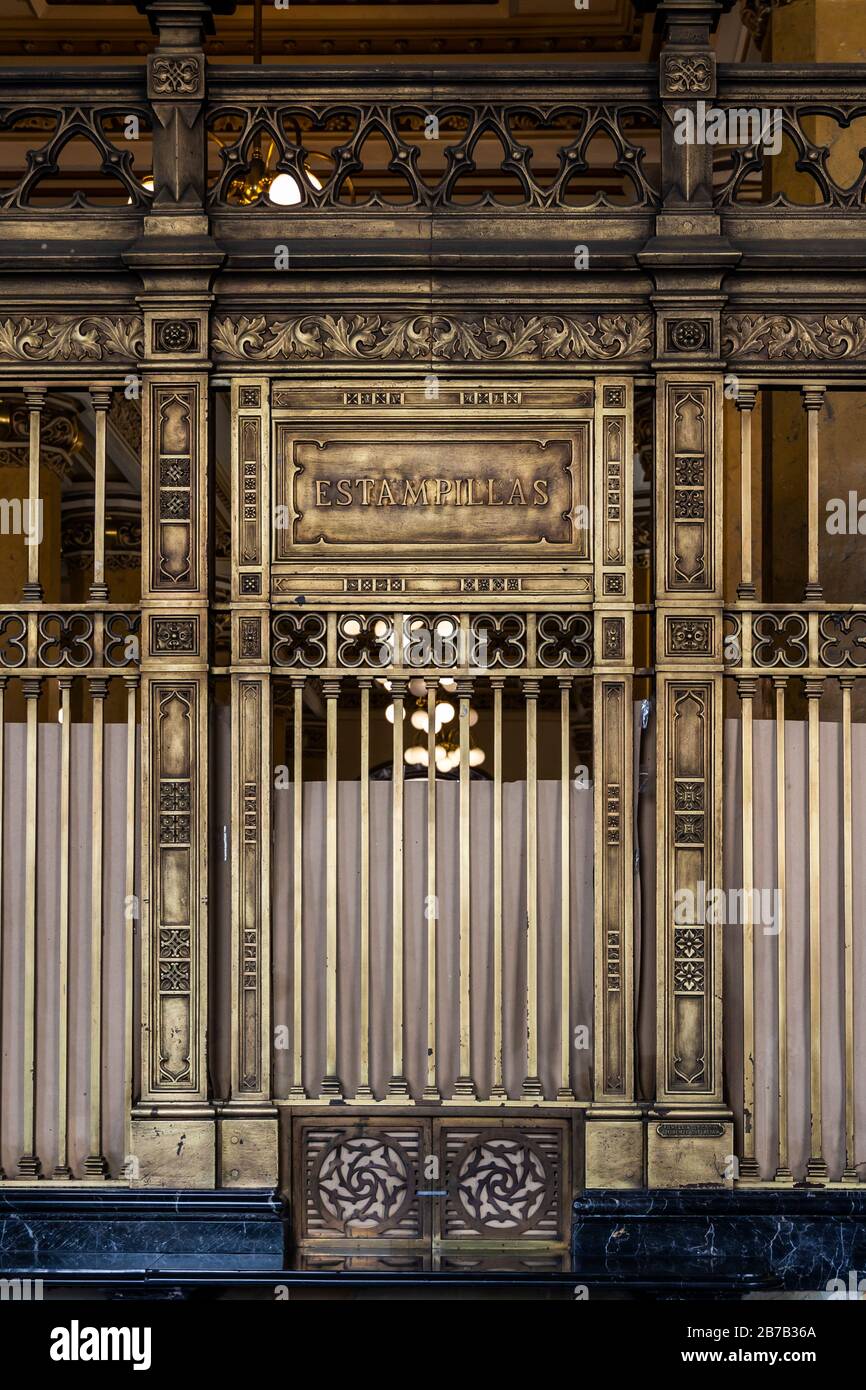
[[139, 1, 226, 45], [802, 386, 827, 413], [89, 385, 114, 412], [734, 386, 759, 412]]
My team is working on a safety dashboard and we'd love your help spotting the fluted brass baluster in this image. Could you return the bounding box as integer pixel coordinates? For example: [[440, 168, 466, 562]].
[[772, 676, 793, 1184], [287, 675, 307, 1101], [451, 676, 476, 1098], [490, 674, 507, 1101], [805, 677, 827, 1182], [18, 677, 42, 1176], [54, 676, 73, 1178], [421, 677, 441, 1101], [738, 677, 759, 1181], [522, 676, 542, 1098], [320, 677, 343, 1099]]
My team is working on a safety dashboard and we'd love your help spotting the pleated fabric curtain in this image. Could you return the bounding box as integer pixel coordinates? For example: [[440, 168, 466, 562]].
[[0, 723, 136, 1178], [724, 717, 866, 1181]]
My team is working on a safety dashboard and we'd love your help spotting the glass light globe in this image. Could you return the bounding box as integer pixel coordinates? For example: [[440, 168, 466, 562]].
[[469, 747, 485, 767], [408, 678, 427, 698], [435, 700, 455, 726], [410, 709, 428, 731], [268, 172, 303, 206], [404, 744, 426, 766], [439, 677, 457, 692], [342, 617, 361, 637], [129, 174, 155, 204], [468, 708, 479, 727]]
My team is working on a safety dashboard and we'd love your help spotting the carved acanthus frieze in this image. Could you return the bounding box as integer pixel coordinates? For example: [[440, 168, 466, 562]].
[[212, 312, 653, 364], [0, 315, 144, 363], [723, 313, 866, 361]]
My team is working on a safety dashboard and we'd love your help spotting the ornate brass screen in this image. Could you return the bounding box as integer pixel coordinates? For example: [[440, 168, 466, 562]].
[[0, 0, 865, 1236]]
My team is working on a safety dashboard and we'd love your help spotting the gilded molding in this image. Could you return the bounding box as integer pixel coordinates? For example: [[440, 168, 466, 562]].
[[723, 313, 866, 361], [212, 312, 653, 364], [0, 315, 144, 363]]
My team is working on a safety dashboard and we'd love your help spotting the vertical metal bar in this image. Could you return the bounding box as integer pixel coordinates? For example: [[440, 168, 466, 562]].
[[388, 676, 410, 1097], [54, 677, 73, 1177], [0, 677, 6, 1177], [89, 387, 112, 600], [736, 387, 757, 599], [772, 676, 793, 1183], [522, 676, 542, 1097], [320, 677, 343, 1098], [557, 675, 575, 1100], [287, 676, 306, 1100], [490, 674, 506, 1101], [421, 677, 440, 1101], [451, 676, 476, 1098], [355, 675, 374, 1100], [84, 678, 108, 1176], [802, 388, 825, 601], [805, 678, 827, 1181], [738, 678, 759, 1180], [23, 388, 45, 601], [840, 676, 857, 1182], [18, 677, 41, 1175], [123, 675, 138, 1174]]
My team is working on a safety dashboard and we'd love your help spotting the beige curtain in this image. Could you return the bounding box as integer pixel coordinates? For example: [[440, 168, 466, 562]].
[[0, 723, 136, 1178], [724, 716, 866, 1180], [271, 778, 595, 1101]]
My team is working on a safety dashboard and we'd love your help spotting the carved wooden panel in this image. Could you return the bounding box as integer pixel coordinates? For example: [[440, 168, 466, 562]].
[[145, 379, 205, 596], [293, 1117, 570, 1250], [659, 379, 719, 596], [594, 678, 634, 1102], [436, 1120, 570, 1246], [231, 377, 270, 602], [231, 676, 270, 1099], [269, 381, 594, 602], [274, 426, 590, 559], [658, 680, 721, 1101], [594, 378, 633, 601], [142, 679, 207, 1100], [294, 1119, 430, 1244]]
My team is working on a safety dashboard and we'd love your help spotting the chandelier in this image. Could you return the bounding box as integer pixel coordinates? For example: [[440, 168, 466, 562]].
[[382, 677, 486, 775], [222, 1, 332, 207]]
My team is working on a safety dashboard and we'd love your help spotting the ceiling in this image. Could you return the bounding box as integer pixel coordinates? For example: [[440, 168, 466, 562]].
[[0, 0, 754, 64]]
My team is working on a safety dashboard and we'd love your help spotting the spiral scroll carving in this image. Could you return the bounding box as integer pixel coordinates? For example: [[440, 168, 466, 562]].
[[450, 1133, 554, 1234], [314, 1135, 415, 1234]]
